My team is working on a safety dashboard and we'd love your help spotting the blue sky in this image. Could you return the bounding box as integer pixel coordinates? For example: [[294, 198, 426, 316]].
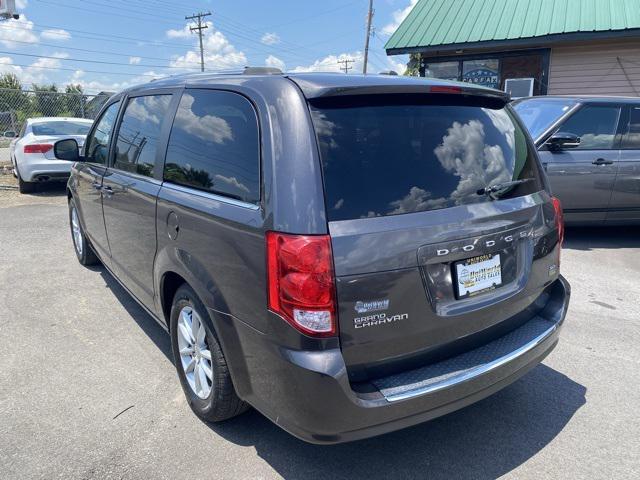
[[0, 0, 416, 94]]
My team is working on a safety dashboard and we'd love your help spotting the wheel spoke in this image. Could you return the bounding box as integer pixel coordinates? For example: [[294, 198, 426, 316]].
[[178, 322, 193, 346], [196, 322, 206, 345], [200, 349, 212, 361], [194, 362, 202, 394], [179, 346, 194, 356], [197, 362, 209, 392], [184, 357, 196, 374], [200, 361, 213, 381], [191, 311, 200, 342]]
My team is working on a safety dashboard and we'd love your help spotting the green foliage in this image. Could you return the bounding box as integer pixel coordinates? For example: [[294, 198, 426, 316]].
[[404, 53, 421, 77]]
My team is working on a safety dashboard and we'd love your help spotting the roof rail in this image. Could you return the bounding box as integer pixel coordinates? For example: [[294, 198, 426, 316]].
[[243, 66, 283, 75]]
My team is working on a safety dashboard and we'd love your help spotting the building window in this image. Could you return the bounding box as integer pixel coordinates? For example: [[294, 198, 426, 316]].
[[462, 59, 499, 88], [424, 61, 459, 81]]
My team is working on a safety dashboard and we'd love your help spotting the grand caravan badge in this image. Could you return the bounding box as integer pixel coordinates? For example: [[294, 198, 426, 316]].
[[355, 299, 389, 314]]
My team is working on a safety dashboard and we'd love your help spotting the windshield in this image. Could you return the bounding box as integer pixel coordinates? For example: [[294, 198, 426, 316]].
[[513, 98, 577, 139], [32, 121, 92, 136], [311, 95, 543, 222]]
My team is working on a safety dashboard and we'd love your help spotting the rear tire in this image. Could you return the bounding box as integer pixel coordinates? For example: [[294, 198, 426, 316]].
[[17, 169, 35, 194], [170, 284, 248, 422], [68, 198, 99, 266]]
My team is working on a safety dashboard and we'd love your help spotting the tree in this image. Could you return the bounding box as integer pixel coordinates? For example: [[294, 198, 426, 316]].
[[404, 54, 421, 77], [0, 73, 28, 132], [65, 83, 87, 117], [32, 83, 67, 117]]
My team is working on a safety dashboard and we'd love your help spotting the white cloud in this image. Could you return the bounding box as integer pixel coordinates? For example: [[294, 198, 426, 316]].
[[0, 15, 38, 48], [41, 29, 71, 41], [129, 56, 141, 65], [169, 24, 247, 72], [261, 32, 280, 45], [382, 0, 418, 36], [265, 55, 285, 71], [293, 52, 363, 73]]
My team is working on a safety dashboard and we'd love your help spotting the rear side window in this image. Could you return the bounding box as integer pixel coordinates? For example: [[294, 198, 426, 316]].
[[164, 89, 260, 203], [622, 106, 640, 149], [310, 96, 542, 221], [113, 94, 172, 178], [557, 105, 621, 150]]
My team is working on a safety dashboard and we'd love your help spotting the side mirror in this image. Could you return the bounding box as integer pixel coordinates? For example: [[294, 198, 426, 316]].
[[3, 130, 17, 138], [547, 132, 580, 151], [54, 138, 81, 162]]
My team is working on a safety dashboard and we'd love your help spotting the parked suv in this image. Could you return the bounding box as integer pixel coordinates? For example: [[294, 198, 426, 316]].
[[56, 71, 570, 444], [514, 96, 640, 225]]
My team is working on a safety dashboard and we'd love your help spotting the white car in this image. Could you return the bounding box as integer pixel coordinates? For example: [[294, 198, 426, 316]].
[[10, 117, 93, 193]]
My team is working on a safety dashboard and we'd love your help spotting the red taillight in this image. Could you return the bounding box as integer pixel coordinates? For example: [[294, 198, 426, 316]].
[[430, 85, 463, 94], [552, 196, 564, 246], [266, 232, 337, 337], [24, 144, 53, 154]]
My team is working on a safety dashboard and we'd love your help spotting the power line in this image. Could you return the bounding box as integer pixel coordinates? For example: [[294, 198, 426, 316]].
[[185, 11, 212, 73]]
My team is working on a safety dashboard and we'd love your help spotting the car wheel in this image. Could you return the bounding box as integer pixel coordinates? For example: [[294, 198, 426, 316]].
[[69, 198, 99, 266], [170, 284, 248, 422], [17, 168, 35, 194]]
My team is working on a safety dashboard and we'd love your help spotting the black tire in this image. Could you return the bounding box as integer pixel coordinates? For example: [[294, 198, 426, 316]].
[[17, 168, 35, 194], [68, 197, 99, 266], [170, 284, 248, 422]]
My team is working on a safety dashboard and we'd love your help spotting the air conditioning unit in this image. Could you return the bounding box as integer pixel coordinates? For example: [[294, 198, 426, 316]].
[[505, 78, 535, 98]]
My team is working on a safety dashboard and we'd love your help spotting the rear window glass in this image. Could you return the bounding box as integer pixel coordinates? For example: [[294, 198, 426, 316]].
[[32, 121, 91, 136], [310, 96, 543, 221]]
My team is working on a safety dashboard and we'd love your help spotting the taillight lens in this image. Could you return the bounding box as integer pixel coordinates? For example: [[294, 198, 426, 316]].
[[24, 144, 53, 154], [552, 196, 564, 267], [266, 232, 337, 337]]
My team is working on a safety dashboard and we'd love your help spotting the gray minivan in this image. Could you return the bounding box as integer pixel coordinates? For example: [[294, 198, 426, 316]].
[[514, 96, 640, 225], [56, 71, 569, 444]]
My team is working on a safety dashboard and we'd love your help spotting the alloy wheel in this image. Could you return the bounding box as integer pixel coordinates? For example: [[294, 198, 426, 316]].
[[177, 306, 213, 399]]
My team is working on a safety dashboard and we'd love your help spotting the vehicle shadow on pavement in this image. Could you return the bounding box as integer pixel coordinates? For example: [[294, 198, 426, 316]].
[[564, 226, 640, 250], [97, 269, 172, 362], [206, 365, 585, 480]]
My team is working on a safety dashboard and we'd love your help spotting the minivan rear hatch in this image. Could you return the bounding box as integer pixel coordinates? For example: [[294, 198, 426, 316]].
[[304, 86, 556, 382]]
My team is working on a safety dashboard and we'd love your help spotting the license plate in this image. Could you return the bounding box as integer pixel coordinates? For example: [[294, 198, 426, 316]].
[[454, 253, 502, 298]]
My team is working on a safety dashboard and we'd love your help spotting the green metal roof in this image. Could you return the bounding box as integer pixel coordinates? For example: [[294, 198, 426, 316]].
[[385, 0, 640, 54]]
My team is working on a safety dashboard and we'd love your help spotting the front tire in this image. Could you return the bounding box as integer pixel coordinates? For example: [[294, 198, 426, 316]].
[[170, 284, 248, 422], [68, 198, 99, 266]]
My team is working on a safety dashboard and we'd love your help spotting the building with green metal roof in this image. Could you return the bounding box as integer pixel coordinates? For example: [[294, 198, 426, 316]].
[[385, 0, 640, 97]]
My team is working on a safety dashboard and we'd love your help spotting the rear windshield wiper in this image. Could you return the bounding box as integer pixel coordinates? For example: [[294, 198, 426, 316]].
[[477, 178, 535, 200]]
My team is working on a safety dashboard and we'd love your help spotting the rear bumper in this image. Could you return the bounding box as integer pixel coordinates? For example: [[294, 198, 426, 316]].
[[216, 276, 570, 444], [17, 156, 72, 182]]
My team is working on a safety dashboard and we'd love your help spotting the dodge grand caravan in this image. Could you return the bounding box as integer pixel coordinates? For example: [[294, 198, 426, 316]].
[[55, 70, 570, 444]]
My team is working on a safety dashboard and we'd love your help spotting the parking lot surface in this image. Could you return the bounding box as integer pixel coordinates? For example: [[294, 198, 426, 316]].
[[1, 181, 639, 480]]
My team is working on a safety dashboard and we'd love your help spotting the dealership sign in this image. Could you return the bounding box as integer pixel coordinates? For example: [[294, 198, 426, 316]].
[[463, 68, 499, 89]]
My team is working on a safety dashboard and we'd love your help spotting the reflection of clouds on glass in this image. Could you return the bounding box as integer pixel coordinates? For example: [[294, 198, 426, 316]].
[[127, 95, 167, 125], [312, 111, 339, 150], [177, 94, 233, 144], [214, 174, 250, 194], [334, 198, 344, 210], [484, 108, 514, 149], [434, 118, 511, 205], [579, 133, 614, 149], [389, 186, 447, 214]]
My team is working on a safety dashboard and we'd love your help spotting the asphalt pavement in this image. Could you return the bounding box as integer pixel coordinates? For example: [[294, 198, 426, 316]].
[[0, 183, 638, 479]]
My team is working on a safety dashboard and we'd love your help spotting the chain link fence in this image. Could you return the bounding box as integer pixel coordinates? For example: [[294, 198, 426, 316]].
[[0, 88, 112, 165]]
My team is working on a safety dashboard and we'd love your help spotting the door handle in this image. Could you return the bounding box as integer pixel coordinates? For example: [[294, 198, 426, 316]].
[[592, 158, 614, 166], [91, 181, 102, 191]]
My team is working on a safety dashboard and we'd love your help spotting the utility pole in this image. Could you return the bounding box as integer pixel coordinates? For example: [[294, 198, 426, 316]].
[[186, 11, 212, 72], [338, 58, 354, 74], [363, 0, 374, 74]]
